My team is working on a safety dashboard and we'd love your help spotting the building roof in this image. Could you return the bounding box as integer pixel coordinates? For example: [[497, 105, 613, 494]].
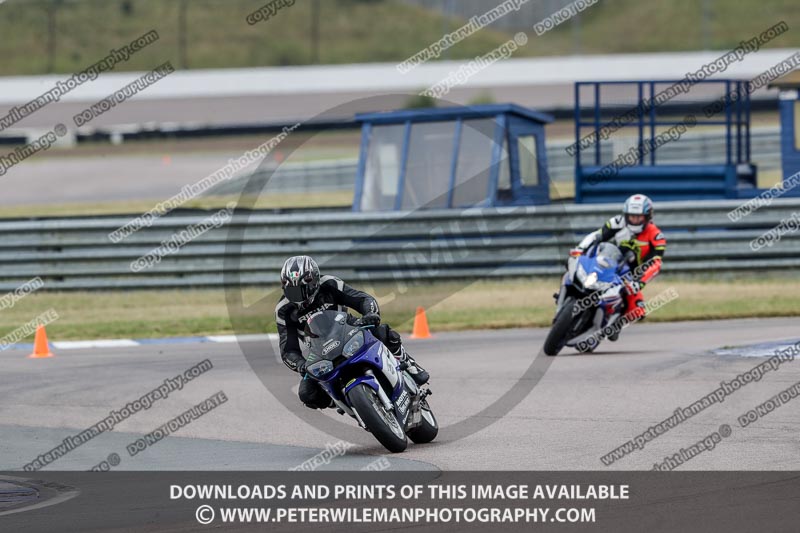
[[354, 103, 554, 125]]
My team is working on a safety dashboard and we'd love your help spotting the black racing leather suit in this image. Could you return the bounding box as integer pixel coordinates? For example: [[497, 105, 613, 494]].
[[275, 275, 402, 408]]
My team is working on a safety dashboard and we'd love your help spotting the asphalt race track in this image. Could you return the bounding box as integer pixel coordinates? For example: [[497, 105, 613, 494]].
[[2, 317, 799, 474]]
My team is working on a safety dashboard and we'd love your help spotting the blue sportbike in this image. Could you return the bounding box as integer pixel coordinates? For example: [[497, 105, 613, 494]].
[[303, 310, 437, 452], [544, 242, 631, 356]]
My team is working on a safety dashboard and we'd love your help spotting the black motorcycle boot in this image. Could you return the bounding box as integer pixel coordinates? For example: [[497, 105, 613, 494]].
[[392, 345, 429, 385]]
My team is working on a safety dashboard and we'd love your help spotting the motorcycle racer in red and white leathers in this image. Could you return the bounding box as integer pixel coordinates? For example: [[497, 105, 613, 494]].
[[570, 194, 666, 340]]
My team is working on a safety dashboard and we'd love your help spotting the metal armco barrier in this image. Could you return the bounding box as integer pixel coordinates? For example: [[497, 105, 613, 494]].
[[0, 199, 797, 290]]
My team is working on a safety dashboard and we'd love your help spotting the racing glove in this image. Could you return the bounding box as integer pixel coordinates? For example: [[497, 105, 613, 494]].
[[625, 280, 643, 295], [359, 312, 381, 327], [283, 350, 306, 374], [623, 249, 637, 266]]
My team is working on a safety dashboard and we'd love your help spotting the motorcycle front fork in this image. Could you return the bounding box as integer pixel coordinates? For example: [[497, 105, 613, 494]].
[[554, 275, 568, 312]]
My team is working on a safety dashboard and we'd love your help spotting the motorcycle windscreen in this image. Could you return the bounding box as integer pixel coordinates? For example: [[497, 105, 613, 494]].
[[594, 243, 623, 274], [306, 310, 350, 361]]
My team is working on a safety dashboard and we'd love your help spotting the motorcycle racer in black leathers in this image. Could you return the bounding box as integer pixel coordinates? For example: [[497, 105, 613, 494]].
[[276, 255, 429, 409]]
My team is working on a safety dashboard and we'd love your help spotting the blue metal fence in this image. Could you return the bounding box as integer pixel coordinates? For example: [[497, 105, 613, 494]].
[[574, 80, 756, 203]]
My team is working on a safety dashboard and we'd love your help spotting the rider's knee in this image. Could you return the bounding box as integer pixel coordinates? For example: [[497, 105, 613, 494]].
[[373, 324, 402, 353], [626, 301, 646, 321], [298, 379, 329, 409], [385, 327, 402, 351], [373, 324, 390, 340]]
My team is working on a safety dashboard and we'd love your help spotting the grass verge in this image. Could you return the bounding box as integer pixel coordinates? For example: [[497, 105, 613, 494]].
[[1, 275, 798, 343], [1, 0, 797, 74], [0, 191, 356, 219]]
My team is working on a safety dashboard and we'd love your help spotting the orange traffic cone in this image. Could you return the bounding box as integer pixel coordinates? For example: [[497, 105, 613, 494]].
[[28, 325, 54, 359], [410, 307, 431, 339]]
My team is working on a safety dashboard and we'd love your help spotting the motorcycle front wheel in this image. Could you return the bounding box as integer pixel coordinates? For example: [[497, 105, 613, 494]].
[[348, 384, 407, 453], [543, 297, 576, 356]]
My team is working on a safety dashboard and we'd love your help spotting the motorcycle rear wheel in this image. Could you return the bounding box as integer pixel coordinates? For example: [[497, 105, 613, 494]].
[[407, 398, 438, 444]]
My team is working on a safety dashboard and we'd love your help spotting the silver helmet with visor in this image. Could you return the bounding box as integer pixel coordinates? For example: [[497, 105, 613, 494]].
[[280, 255, 321, 306]]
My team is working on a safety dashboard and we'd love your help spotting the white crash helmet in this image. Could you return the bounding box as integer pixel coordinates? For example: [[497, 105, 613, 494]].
[[622, 194, 654, 233]]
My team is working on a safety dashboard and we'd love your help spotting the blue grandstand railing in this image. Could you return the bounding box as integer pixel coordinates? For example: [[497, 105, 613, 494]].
[[574, 80, 755, 203]]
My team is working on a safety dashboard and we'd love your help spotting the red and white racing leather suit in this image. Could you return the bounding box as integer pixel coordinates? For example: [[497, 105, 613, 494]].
[[575, 214, 667, 320]]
